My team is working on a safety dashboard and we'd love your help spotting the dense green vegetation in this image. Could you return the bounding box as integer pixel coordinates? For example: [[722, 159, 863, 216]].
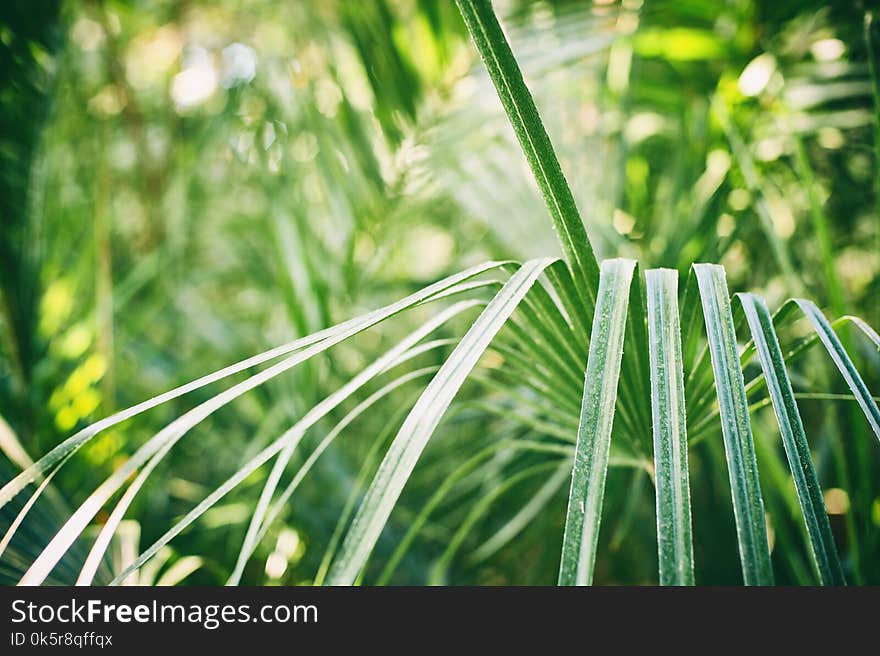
[[1, 0, 878, 585]]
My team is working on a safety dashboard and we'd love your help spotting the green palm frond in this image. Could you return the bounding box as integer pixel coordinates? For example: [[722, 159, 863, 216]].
[[2, 0, 878, 587]]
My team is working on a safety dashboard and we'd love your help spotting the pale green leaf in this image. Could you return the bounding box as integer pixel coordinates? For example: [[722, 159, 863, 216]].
[[325, 258, 555, 585]]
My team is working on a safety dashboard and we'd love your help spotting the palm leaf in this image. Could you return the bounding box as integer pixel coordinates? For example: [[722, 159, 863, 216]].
[[19, 278, 502, 585], [558, 258, 635, 586], [646, 268, 694, 586], [325, 258, 554, 585], [454, 0, 599, 315], [6, 0, 880, 589], [0, 261, 507, 510], [82, 303, 478, 586], [792, 299, 880, 441], [693, 263, 773, 585], [737, 292, 844, 585]]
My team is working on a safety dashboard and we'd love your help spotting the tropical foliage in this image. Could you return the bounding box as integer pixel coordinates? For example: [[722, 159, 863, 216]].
[[1, 0, 878, 585]]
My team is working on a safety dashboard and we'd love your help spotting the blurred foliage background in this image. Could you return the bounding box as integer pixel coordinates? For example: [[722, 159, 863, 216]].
[[1, 0, 878, 584]]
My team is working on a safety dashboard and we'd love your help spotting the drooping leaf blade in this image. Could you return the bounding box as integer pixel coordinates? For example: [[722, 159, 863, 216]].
[[325, 257, 556, 585], [83, 302, 478, 586], [19, 267, 505, 585], [0, 260, 508, 512], [793, 299, 880, 441], [224, 304, 480, 586], [109, 366, 440, 586], [737, 292, 844, 586], [845, 315, 880, 350]]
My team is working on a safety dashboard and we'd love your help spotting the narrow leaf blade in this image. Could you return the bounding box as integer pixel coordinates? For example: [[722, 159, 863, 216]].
[[737, 293, 844, 585], [694, 263, 773, 585], [326, 258, 555, 585], [794, 299, 880, 441], [0, 260, 507, 511], [558, 258, 635, 586], [646, 268, 694, 586], [455, 0, 599, 315]]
